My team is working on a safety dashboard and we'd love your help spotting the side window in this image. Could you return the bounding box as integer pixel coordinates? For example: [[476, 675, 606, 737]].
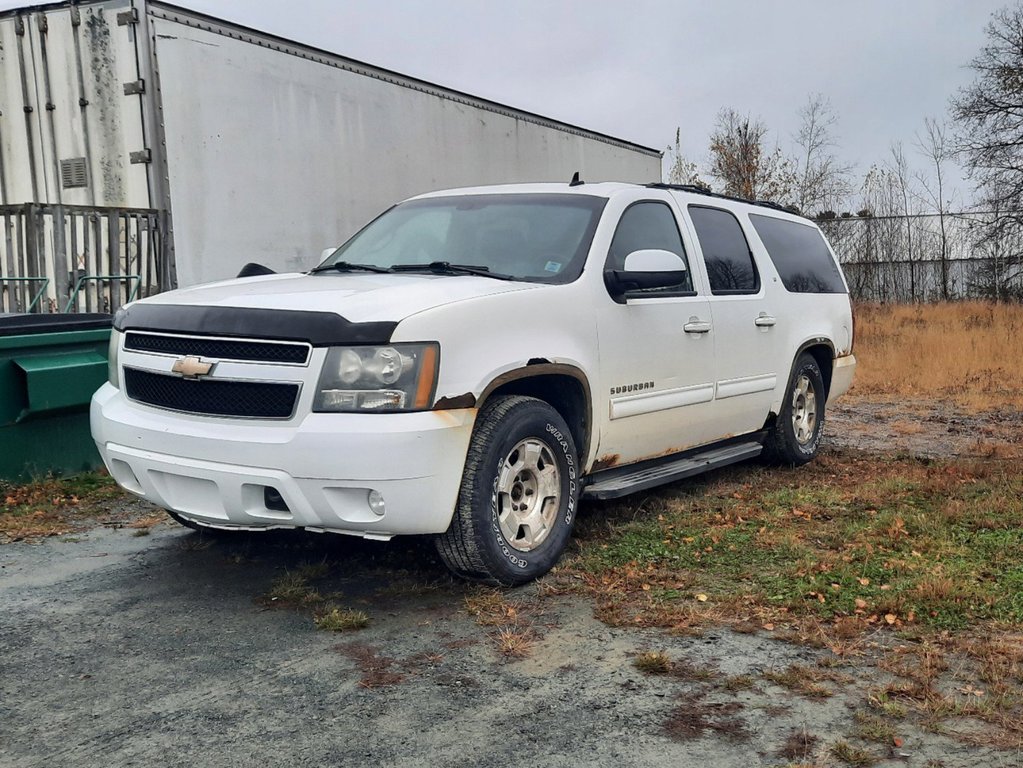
[[688, 206, 759, 295], [607, 202, 694, 295], [748, 214, 847, 293]]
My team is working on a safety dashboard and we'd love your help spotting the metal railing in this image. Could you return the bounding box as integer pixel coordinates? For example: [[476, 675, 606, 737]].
[[0, 203, 169, 314]]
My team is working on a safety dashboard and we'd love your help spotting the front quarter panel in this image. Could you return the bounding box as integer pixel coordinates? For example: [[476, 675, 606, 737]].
[[392, 281, 598, 430]]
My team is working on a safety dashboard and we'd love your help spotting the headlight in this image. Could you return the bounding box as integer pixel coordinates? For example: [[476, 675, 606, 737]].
[[313, 343, 439, 412], [107, 329, 122, 387]]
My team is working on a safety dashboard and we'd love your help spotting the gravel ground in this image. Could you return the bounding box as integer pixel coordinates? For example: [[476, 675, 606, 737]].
[[2, 399, 1022, 767]]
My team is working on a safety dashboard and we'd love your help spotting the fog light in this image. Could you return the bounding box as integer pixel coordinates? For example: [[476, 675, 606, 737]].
[[367, 490, 385, 517]]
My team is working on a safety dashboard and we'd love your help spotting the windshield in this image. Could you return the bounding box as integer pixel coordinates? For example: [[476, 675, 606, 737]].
[[315, 194, 607, 283]]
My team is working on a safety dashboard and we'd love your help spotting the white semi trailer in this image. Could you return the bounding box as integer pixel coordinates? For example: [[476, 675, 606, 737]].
[[0, 0, 660, 312]]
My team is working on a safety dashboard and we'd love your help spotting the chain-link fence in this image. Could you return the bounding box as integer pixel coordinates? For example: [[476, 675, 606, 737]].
[[818, 212, 1023, 303]]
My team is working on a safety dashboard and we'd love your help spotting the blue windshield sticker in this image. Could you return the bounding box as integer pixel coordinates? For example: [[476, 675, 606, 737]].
[[544, 261, 562, 273]]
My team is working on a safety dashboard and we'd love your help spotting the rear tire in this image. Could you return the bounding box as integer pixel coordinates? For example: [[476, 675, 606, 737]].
[[764, 353, 826, 466], [435, 395, 579, 586]]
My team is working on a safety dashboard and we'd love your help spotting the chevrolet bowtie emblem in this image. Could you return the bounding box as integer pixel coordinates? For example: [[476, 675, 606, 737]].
[[171, 356, 214, 379]]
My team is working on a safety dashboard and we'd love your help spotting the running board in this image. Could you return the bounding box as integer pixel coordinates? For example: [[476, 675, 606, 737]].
[[582, 441, 763, 500]]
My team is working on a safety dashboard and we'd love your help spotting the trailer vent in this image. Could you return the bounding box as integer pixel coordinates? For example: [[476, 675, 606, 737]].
[[60, 158, 88, 189]]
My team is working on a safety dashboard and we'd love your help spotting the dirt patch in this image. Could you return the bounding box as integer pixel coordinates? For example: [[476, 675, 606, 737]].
[[826, 396, 1023, 459]]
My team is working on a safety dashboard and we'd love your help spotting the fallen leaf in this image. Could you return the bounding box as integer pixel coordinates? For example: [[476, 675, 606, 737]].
[[695, 593, 708, 602], [855, 598, 868, 609], [641, 583, 651, 591], [893, 737, 903, 747], [885, 613, 897, 625], [762, 623, 774, 631], [858, 577, 870, 586]]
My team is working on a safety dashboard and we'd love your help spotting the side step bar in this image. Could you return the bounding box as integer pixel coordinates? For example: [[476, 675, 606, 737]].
[[582, 441, 763, 500]]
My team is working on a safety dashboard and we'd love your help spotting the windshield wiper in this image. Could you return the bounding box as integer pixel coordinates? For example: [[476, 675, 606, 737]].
[[309, 261, 392, 275], [388, 262, 516, 280]]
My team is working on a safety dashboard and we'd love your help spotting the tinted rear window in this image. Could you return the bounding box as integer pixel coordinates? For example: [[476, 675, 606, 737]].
[[749, 214, 847, 294]]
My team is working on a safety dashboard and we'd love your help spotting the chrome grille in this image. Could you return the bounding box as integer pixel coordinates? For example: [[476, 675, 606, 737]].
[[124, 332, 309, 364]]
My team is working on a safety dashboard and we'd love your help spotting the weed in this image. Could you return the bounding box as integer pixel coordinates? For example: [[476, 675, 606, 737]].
[[315, 606, 369, 632], [132, 528, 150, 537], [852, 711, 897, 745], [763, 665, 833, 699], [778, 727, 819, 761], [337, 642, 405, 689], [663, 695, 748, 742], [265, 571, 322, 606], [866, 692, 907, 719], [830, 741, 879, 767], [464, 589, 516, 626], [493, 627, 535, 658], [633, 651, 672, 675], [721, 674, 756, 692]]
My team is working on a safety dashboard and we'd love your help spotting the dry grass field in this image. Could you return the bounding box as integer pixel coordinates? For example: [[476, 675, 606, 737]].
[[849, 301, 1023, 410]]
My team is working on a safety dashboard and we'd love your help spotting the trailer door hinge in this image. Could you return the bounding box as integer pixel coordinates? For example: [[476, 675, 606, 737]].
[[117, 8, 138, 25], [123, 79, 146, 96], [36, 14, 48, 33], [130, 149, 152, 164], [70, 6, 80, 26]]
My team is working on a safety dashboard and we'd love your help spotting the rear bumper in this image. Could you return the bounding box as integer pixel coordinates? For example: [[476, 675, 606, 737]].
[[829, 354, 856, 401], [90, 384, 475, 537]]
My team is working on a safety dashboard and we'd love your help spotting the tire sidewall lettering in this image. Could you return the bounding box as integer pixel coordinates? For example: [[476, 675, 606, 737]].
[[488, 416, 578, 570]]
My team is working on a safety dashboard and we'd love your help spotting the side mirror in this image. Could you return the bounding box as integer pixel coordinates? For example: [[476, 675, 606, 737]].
[[605, 249, 687, 300]]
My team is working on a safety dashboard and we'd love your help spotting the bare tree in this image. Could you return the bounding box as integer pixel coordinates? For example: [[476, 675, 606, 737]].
[[664, 128, 706, 187], [888, 143, 921, 300], [792, 95, 852, 216], [951, 3, 1023, 302], [952, 4, 1023, 219], [914, 117, 955, 299], [708, 108, 795, 203]]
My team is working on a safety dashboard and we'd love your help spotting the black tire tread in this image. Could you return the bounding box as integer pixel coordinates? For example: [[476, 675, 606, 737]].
[[435, 395, 566, 585], [763, 353, 825, 466]]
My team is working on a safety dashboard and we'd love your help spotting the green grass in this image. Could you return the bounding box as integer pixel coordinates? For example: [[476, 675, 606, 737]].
[[569, 453, 1023, 632], [314, 606, 370, 632]]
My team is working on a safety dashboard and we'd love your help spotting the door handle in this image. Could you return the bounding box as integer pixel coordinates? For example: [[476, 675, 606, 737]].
[[684, 318, 712, 334], [754, 313, 776, 327]]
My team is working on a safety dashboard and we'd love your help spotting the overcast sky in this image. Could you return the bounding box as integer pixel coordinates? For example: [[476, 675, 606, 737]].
[[2, 0, 1009, 205]]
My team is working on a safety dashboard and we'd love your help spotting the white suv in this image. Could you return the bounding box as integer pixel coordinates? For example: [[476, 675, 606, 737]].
[[92, 181, 855, 585]]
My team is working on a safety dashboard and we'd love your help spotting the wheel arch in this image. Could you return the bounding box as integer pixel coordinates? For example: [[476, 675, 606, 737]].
[[764, 337, 836, 429], [476, 363, 593, 468], [796, 338, 836, 400]]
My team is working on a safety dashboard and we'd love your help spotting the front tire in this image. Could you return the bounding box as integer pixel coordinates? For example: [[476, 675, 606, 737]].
[[435, 395, 579, 586], [764, 353, 826, 466]]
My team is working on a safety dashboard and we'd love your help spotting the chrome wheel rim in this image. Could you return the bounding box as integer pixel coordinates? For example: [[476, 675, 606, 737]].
[[497, 438, 561, 552], [791, 374, 818, 446]]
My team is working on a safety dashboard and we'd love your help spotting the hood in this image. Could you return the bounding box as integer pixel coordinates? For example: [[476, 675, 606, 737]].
[[139, 272, 537, 323]]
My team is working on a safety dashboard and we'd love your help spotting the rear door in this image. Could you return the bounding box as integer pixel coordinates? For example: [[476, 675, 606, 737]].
[[681, 203, 783, 437], [593, 198, 722, 467]]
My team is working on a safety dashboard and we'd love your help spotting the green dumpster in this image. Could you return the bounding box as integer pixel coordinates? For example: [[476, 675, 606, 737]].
[[0, 314, 112, 481]]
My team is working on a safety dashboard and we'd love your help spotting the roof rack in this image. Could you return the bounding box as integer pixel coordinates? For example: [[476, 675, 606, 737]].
[[645, 183, 802, 217]]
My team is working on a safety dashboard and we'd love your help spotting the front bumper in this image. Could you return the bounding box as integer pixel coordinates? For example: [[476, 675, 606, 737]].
[[90, 384, 475, 537]]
